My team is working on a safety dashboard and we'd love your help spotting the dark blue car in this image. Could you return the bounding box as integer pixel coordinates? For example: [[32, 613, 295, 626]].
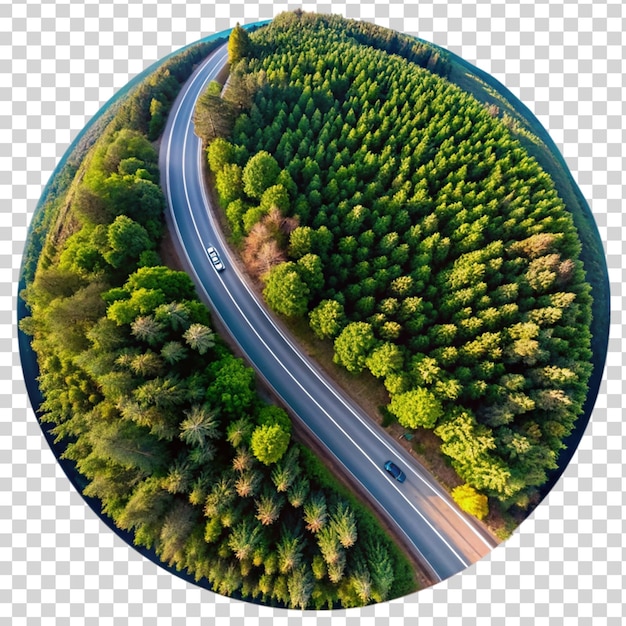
[[384, 460, 406, 483]]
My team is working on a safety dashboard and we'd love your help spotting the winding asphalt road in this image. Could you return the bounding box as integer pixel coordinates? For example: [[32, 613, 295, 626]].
[[159, 42, 498, 583]]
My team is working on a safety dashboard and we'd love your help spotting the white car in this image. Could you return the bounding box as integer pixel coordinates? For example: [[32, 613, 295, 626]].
[[207, 246, 225, 271]]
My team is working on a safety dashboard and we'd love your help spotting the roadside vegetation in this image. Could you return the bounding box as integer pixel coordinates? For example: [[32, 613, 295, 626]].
[[18, 32, 417, 609], [197, 11, 595, 519]]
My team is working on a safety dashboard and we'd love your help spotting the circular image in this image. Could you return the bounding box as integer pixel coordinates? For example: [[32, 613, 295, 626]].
[[18, 12, 609, 610]]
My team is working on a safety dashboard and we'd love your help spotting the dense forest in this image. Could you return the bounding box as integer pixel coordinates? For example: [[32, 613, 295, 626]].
[[19, 34, 416, 609], [197, 12, 594, 514]]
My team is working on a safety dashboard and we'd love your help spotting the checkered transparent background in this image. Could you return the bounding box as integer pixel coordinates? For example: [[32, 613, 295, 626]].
[[2, 0, 624, 623]]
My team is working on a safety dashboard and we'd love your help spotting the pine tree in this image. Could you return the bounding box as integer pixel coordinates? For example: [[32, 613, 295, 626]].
[[316, 524, 343, 568], [255, 491, 283, 525], [226, 417, 254, 449], [183, 323, 215, 355], [287, 475, 310, 509], [128, 351, 163, 378], [228, 23, 252, 66], [330, 502, 357, 549], [287, 565, 314, 610], [303, 492, 328, 533], [349, 565, 373, 605], [228, 519, 264, 561], [130, 315, 166, 346], [277, 533, 304, 574], [162, 458, 193, 494], [232, 446, 254, 473], [367, 540, 395, 602], [157, 500, 197, 566], [204, 476, 235, 518], [235, 470, 262, 498], [179, 405, 220, 448]]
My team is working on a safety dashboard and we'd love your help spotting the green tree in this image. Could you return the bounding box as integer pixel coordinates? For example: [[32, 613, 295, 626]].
[[115, 477, 174, 544], [183, 323, 215, 354], [194, 90, 237, 142], [250, 423, 291, 466], [263, 262, 310, 317], [232, 446, 254, 473], [303, 492, 328, 534], [317, 526, 345, 583], [287, 475, 310, 509], [242, 151, 281, 199], [435, 409, 498, 470], [179, 404, 220, 448], [228, 519, 263, 561], [365, 342, 404, 379], [158, 501, 199, 567], [288, 225, 315, 259], [287, 565, 314, 610], [296, 253, 324, 296], [223, 69, 259, 111], [107, 288, 166, 326], [147, 98, 167, 141], [271, 462, 297, 493], [451, 483, 489, 520], [206, 356, 256, 417], [58, 228, 106, 277], [133, 375, 187, 411], [347, 564, 373, 606], [309, 299, 346, 340], [276, 533, 303, 575], [333, 322, 377, 373], [125, 266, 197, 302], [215, 163, 244, 205], [235, 469, 263, 498], [88, 417, 171, 475], [228, 23, 252, 66], [103, 176, 164, 228], [95, 128, 158, 175], [130, 315, 166, 346], [367, 540, 395, 603], [260, 184, 290, 213], [128, 351, 164, 378], [226, 417, 254, 449], [207, 137, 236, 173], [255, 491, 284, 525], [162, 458, 193, 494], [272, 440, 299, 476], [257, 404, 292, 432], [81, 459, 141, 520], [43, 282, 108, 355], [330, 502, 357, 549], [388, 387, 444, 429], [204, 476, 235, 518], [154, 301, 191, 332]]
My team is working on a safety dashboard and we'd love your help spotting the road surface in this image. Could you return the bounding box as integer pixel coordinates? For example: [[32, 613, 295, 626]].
[[159, 42, 498, 583]]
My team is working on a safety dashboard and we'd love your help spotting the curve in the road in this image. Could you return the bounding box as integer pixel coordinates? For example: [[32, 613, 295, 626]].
[[160, 42, 498, 584]]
